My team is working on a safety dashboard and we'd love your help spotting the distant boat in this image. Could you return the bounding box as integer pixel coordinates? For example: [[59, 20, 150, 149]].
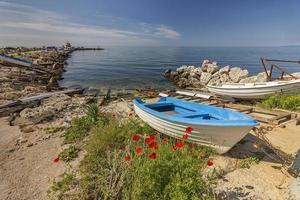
[[133, 97, 258, 154], [207, 79, 300, 99], [0, 53, 32, 67]]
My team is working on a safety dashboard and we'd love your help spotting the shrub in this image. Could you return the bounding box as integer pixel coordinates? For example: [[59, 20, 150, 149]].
[[260, 94, 300, 111], [50, 172, 78, 199], [59, 145, 80, 162], [239, 156, 260, 169], [79, 119, 216, 200]]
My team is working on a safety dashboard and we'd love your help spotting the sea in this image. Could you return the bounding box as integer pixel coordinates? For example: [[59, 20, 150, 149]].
[[59, 46, 300, 92]]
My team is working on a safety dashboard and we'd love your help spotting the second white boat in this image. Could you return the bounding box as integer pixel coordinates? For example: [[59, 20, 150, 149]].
[[207, 79, 300, 99]]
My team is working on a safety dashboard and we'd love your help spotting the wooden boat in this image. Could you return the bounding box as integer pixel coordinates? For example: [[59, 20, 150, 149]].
[[207, 79, 300, 99], [133, 97, 258, 154], [0, 53, 32, 67]]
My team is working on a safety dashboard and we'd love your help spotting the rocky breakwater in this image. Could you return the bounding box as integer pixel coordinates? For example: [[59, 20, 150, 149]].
[[164, 60, 270, 88], [0, 47, 72, 105]]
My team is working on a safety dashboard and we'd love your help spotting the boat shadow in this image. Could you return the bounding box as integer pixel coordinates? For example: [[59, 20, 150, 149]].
[[224, 133, 282, 164]]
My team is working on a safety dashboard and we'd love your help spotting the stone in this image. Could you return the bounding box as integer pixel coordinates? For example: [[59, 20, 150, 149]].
[[192, 67, 203, 76], [219, 65, 230, 74], [164, 69, 171, 78], [239, 76, 258, 83], [291, 72, 300, 78], [21, 125, 35, 133], [169, 71, 179, 80], [177, 78, 189, 88], [199, 72, 212, 85], [201, 59, 210, 67], [188, 77, 202, 88], [229, 67, 249, 83], [83, 87, 100, 97], [176, 65, 188, 73], [256, 72, 268, 82], [206, 64, 219, 74]]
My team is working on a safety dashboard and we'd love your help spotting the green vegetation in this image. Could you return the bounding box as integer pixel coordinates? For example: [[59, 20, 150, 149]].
[[259, 94, 300, 111], [50, 172, 78, 199], [52, 104, 217, 199], [239, 156, 260, 169], [79, 118, 216, 199], [44, 126, 66, 134], [59, 145, 80, 162], [63, 104, 105, 144]]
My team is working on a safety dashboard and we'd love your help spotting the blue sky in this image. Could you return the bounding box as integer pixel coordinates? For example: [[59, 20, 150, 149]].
[[0, 0, 299, 47]]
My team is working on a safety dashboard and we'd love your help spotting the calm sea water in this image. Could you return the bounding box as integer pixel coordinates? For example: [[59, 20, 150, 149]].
[[59, 46, 300, 92]]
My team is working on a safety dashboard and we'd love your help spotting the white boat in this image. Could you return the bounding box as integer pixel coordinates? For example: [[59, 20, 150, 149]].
[[133, 97, 258, 154], [207, 79, 300, 99]]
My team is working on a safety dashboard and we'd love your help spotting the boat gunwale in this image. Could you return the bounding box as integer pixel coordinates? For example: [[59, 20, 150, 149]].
[[133, 97, 258, 127]]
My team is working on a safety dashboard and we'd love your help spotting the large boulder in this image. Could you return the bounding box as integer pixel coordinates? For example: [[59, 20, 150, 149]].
[[256, 71, 268, 82], [229, 67, 249, 83], [199, 72, 212, 85], [201, 60, 210, 67], [176, 65, 188, 74], [177, 78, 189, 88], [218, 65, 230, 74], [291, 72, 300, 78]]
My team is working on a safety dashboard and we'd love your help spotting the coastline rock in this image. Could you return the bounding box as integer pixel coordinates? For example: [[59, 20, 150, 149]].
[[200, 72, 212, 85], [229, 67, 249, 83]]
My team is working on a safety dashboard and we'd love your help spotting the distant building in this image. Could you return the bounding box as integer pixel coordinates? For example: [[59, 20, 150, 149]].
[[63, 41, 73, 50]]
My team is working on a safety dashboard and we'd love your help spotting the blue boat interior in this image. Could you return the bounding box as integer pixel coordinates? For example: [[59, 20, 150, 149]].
[[134, 97, 258, 126]]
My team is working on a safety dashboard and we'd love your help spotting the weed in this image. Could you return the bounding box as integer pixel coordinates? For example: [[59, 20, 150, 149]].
[[50, 172, 77, 199], [239, 156, 260, 169], [259, 94, 300, 111], [59, 145, 80, 162]]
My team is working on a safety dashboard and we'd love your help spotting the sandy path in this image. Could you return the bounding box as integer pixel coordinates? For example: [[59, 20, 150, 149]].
[[0, 117, 65, 200]]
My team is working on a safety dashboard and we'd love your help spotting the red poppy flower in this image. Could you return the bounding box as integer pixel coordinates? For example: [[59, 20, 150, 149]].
[[148, 141, 158, 149], [162, 138, 169, 143], [149, 134, 156, 140], [175, 141, 184, 148], [148, 152, 157, 160], [124, 155, 131, 161], [182, 133, 188, 140], [185, 126, 193, 133], [207, 160, 213, 167], [135, 146, 143, 154], [132, 134, 140, 142], [53, 156, 60, 163]]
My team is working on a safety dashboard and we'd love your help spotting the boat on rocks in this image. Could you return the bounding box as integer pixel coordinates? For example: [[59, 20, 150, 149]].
[[133, 97, 258, 154], [207, 79, 300, 100]]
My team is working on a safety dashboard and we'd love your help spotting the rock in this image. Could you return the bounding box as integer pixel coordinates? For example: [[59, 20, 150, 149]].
[[291, 72, 300, 78], [256, 72, 268, 82], [192, 67, 203, 76], [164, 69, 171, 78], [200, 72, 212, 85], [188, 77, 202, 88], [201, 60, 210, 67], [177, 78, 189, 88], [181, 71, 190, 78], [229, 67, 249, 83], [21, 125, 35, 133], [207, 64, 219, 74], [176, 65, 188, 73], [169, 71, 179, 80], [219, 65, 230, 74], [83, 87, 100, 97], [20, 107, 56, 124], [239, 76, 258, 83]]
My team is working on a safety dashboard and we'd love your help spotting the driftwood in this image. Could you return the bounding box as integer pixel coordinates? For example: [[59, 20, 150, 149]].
[[0, 87, 83, 117]]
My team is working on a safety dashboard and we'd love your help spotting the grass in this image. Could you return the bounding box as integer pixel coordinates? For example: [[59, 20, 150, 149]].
[[78, 118, 216, 200], [59, 145, 80, 162], [51, 103, 217, 199], [50, 172, 78, 199], [239, 156, 260, 169], [259, 94, 300, 111]]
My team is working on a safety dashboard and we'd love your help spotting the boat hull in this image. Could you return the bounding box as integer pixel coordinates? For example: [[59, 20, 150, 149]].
[[207, 79, 300, 99], [134, 104, 253, 154]]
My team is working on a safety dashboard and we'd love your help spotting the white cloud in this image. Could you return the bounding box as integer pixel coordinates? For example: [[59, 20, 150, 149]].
[[155, 25, 181, 39], [0, 1, 181, 46]]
